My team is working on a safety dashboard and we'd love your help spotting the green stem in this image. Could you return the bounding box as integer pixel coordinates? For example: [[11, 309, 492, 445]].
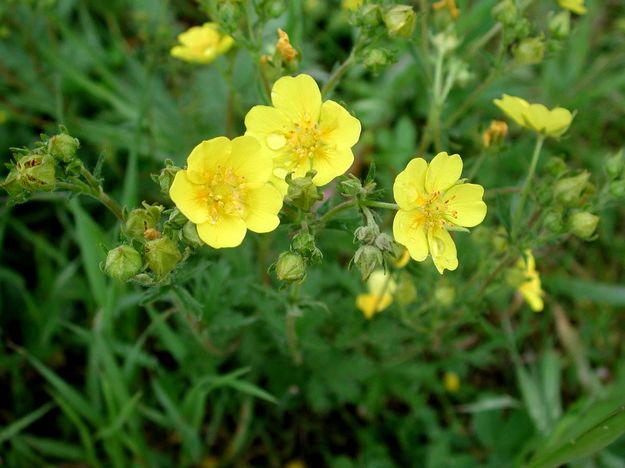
[[361, 200, 399, 210], [321, 51, 355, 97], [316, 199, 357, 226], [513, 134, 545, 238], [467, 151, 487, 180], [419, 47, 445, 153]]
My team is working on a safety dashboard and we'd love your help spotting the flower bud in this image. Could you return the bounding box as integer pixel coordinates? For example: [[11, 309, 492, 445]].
[[434, 284, 455, 307], [545, 156, 568, 177], [292, 231, 317, 257], [543, 209, 563, 233], [492, 0, 517, 25], [605, 150, 624, 180], [431, 32, 459, 55], [353, 245, 383, 281], [339, 174, 364, 197], [482, 120, 508, 148], [181, 221, 203, 248], [125, 204, 163, 239], [358, 5, 382, 27], [47, 133, 79, 162], [342, 0, 363, 12], [104, 245, 143, 281], [609, 180, 625, 199], [154, 160, 181, 194], [374, 233, 394, 252], [285, 173, 322, 211], [549, 11, 570, 38], [0, 170, 23, 198], [554, 171, 590, 206], [354, 224, 380, 244], [15, 154, 56, 191], [145, 237, 182, 277], [383, 5, 416, 38], [569, 211, 599, 240], [513, 36, 545, 65], [363, 48, 394, 73], [275, 252, 306, 283], [276, 28, 298, 62]]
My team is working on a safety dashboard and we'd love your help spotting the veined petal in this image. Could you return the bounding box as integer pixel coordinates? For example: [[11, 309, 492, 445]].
[[319, 100, 361, 149], [197, 216, 247, 248], [393, 158, 427, 210], [494, 94, 530, 127], [311, 147, 354, 186], [425, 152, 463, 194], [186, 137, 232, 184], [229, 135, 273, 184], [271, 74, 322, 123], [169, 170, 210, 224], [427, 227, 458, 274], [243, 184, 283, 233], [356, 293, 393, 319], [444, 183, 487, 227], [393, 210, 429, 261]]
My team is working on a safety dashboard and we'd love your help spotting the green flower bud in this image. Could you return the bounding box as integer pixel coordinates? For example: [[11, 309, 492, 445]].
[[285, 173, 322, 211], [609, 180, 625, 198], [292, 231, 316, 257], [363, 48, 394, 73], [492, 0, 517, 25], [605, 150, 624, 180], [15, 154, 56, 191], [354, 224, 380, 244], [543, 209, 563, 233], [434, 284, 455, 307], [554, 171, 590, 206], [374, 233, 394, 252], [275, 252, 306, 283], [154, 160, 181, 194], [145, 237, 182, 277], [104, 245, 143, 281], [383, 5, 416, 38], [47, 133, 79, 162], [569, 211, 599, 240], [549, 11, 570, 38], [358, 5, 382, 27], [545, 156, 567, 177], [0, 170, 23, 198], [181, 221, 203, 247], [353, 245, 383, 281], [339, 174, 364, 197], [513, 36, 545, 65], [431, 32, 459, 55], [126, 204, 163, 239]]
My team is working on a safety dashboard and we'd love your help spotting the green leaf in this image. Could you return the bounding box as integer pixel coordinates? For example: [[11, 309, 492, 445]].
[[545, 275, 625, 306], [0, 403, 54, 444]]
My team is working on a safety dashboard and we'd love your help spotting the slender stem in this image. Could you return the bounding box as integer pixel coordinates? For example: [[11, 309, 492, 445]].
[[316, 199, 357, 226], [512, 134, 545, 239], [286, 283, 303, 365], [418, 47, 445, 153], [95, 191, 125, 222], [467, 151, 487, 180], [362, 200, 399, 210], [321, 51, 355, 97]]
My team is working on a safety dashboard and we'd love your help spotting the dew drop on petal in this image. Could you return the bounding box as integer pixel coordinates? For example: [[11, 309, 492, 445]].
[[267, 133, 286, 150]]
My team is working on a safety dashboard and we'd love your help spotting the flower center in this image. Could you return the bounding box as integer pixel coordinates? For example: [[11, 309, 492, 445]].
[[285, 117, 322, 169], [411, 191, 457, 230], [198, 165, 247, 223]]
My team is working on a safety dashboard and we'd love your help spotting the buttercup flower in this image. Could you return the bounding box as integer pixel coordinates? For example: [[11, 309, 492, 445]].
[[356, 270, 396, 319], [516, 250, 544, 312], [393, 152, 487, 274], [170, 23, 234, 64], [169, 136, 283, 248], [557, 0, 587, 15], [244, 74, 361, 190], [494, 94, 573, 138]]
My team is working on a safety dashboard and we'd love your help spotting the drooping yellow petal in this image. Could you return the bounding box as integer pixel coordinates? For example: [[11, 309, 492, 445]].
[[196, 216, 247, 248], [444, 183, 487, 227], [393, 158, 428, 210], [229, 136, 273, 185], [356, 293, 393, 319], [493, 95, 530, 127], [425, 152, 463, 194], [186, 137, 232, 183], [516, 250, 544, 311], [319, 100, 362, 149], [544, 107, 573, 137], [557, 0, 587, 15], [393, 210, 429, 261], [243, 184, 283, 233], [271, 74, 322, 123], [427, 226, 458, 274], [169, 170, 210, 224], [310, 147, 354, 186]]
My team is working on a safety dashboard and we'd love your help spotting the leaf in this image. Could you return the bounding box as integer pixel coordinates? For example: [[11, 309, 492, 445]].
[[545, 275, 625, 306], [0, 403, 54, 444]]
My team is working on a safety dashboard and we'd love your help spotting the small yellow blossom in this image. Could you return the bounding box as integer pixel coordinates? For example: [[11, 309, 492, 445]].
[[356, 270, 396, 319], [170, 23, 234, 64], [494, 94, 573, 138], [392, 152, 487, 274], [169, 136, 283, 249], [433, 0, 460, 19], [443, 371, 460, 393], [342, 0, 363, 11], [557, 0, 587, 15], [276, 28, 298, 62], [516, 250, 544, 312], [244, 74, 361, 191], [482, 120, 508, 148]]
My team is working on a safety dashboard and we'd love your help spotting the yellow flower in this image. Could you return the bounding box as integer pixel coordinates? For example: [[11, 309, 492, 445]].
[[169, 136, 283, 248], [494, 94, 573, 138], [443, 371, 460, 393], [342, 0, 363, 11], [516, 250, 544, 312], [392, 152, 487, 274], [244, 74, 361, 190], [276, 28, 298, 62], [356, 270, 396, 319], [170, 23, 234, 64], [557, 0, 587, 15]]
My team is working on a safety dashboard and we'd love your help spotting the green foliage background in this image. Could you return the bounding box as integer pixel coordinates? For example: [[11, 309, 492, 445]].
[[1, 0, 625, 466]]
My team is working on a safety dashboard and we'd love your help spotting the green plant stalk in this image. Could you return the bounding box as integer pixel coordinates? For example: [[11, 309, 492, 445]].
[[316, 199, 358, 225], [361, 200, 398, 210], [419, 47, 445, 153], [321, 49, 356, 97], [513, 134, 546, 238]]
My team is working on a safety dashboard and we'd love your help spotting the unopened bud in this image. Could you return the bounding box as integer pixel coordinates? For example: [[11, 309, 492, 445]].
[[554, 171, 590, 206], [549, 11, 570, 38], [432, 32, 459, 55], [354, 224, 380, 244], [492, 0, 517, 26], [145, 237, 182, 277], [443, 371, 460, 393], [482, 120, 508, 148], [543, 209, 563, 233], [155, 160, 181, 194], [354, 245, 383, 281], [363, 48, 393, 72], [609, 180, 625, 198], [383, 5, 416, 38], [125, 204, 163, 239], [339, 174, 364, 197], [605, 150, 624, 180], [275, 252, 306, 283], [292, 231, 316, 257], [545, 156, 567, 177], [569, 211, 599, 240], [16, 154, 56, 191], [514, 37, 545, 65], [0, 170, 23, 198], [47, 133, 79, 162], [395, 272, 417, 305], [181, 221, 203, 247], [104, 245, 143, 281], [285, 173, 322, 211], [276, 28, 298, 62]]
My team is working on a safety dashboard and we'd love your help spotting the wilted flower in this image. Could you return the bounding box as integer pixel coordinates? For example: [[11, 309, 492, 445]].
[[276, 28, 298, 62], [392, 152, 487, 274], [170, 23, 234, 64], [245, 74, 361, 190], [494, 94, 573, 138], [515, 250, 544, 312], [169, 136, 283, 248], [482, 120, 508, 148], [356, 270, 396, 319]]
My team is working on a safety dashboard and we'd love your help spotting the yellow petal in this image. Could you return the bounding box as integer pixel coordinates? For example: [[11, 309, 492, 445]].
[[545, 107, 573, 137], [244, 105, 292, 143], [319, 100, 361, 149], [271, 74, 322, 123], [444, 183, 487, 227], [557, 0, 587, 14], [186, 137, 232, 183], [229, 135, 273, 185], [243, 184, 283, 233], [519, 283, 544, 311], [393, 210, 429, 261], [356, 293, 393, 319], [367, 270, 396, 296], [311, 147, 354, 186], [427, 227, 458, 274], [393, 158, 427, 210], [169, 170, 210, 224], [196, 216, 247, 248], [494, 94, 530, 127], [425, 152, 463, 194], [523, 103, 552, 133]]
